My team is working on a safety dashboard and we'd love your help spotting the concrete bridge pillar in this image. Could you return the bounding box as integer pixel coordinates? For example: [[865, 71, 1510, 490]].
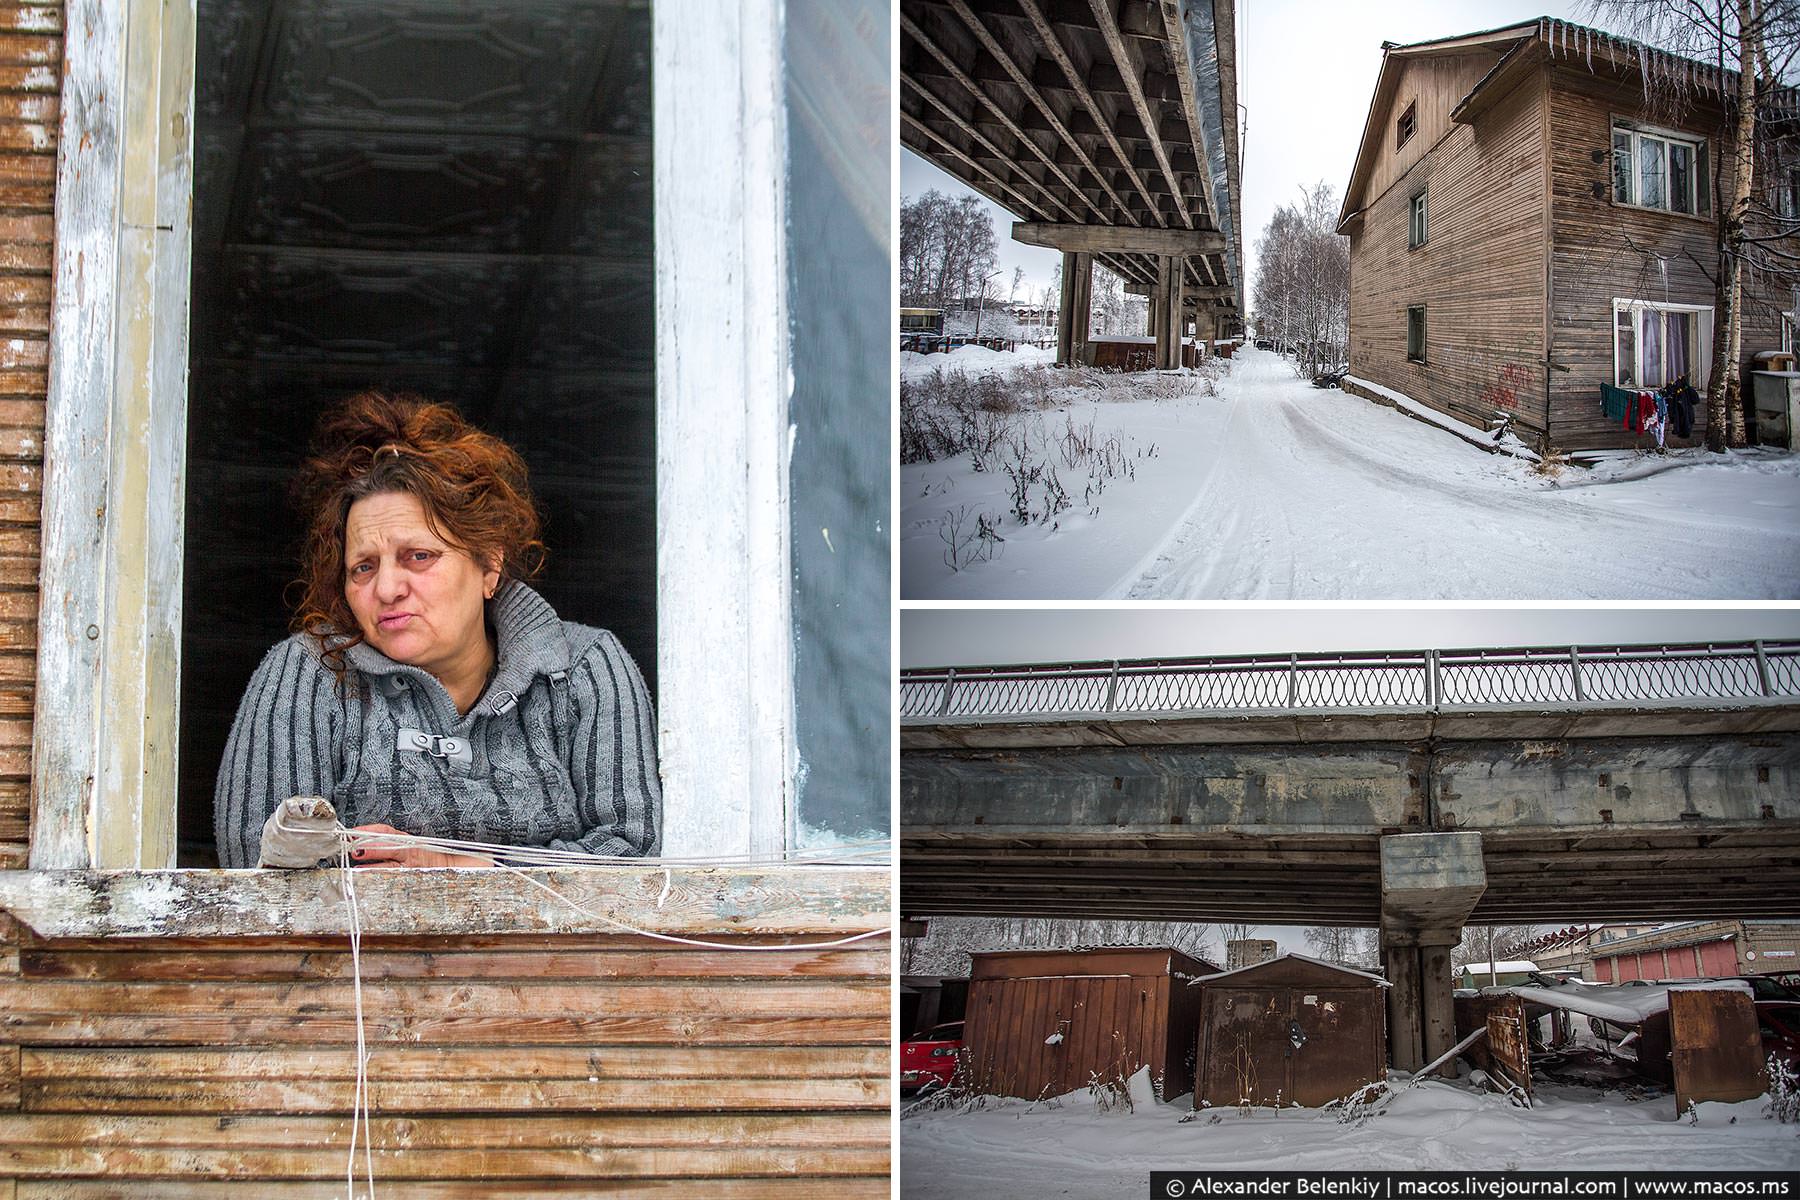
[[1192, 306, 1216, 346], [1057, 250, 1092, 367], [1154, 254, 1183, 369], [1379, 832, 1486, 1072]]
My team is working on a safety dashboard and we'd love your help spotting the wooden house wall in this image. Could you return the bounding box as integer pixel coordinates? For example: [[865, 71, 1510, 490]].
[[0, 918, 891, 1195], [0, 0, 56, 871], [1545, 63, 1788, 449], [1359, 52, 1507, 209], [1346, 59, 1550, 438]]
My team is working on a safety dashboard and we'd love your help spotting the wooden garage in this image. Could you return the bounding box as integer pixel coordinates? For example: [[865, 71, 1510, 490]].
[[962, 947, 1216, 1102], [1194, 954, 1389, 1109]]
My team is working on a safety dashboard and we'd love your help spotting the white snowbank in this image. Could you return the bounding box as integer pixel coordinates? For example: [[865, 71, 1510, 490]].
[[1342, 373, 1542, 461], [1462, 960, 1539, 975], [900, 343, 1056, 380], [902, 1078, 1795, 1193]]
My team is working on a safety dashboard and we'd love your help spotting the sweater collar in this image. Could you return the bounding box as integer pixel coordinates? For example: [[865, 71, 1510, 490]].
[[343, 581, 569, 707]]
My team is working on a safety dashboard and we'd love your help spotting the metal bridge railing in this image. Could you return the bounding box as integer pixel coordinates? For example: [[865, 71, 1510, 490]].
[[897, 641, 1800, 721]]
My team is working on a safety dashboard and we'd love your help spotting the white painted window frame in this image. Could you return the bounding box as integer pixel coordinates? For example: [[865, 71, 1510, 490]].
[[1611, 119, 1705, 216], [1611, 297, 1714, 391], [32, 0, 195, 869], [30, 0, 800, 868]]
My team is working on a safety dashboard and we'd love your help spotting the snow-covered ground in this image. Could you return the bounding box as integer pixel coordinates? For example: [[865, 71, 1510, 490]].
[[899, 346, 1800, 599], [900, 1076, 1800, 1197]]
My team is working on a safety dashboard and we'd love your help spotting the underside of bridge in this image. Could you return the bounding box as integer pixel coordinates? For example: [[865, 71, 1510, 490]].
[[901, 704, 1800, 1069], [900, 0, 1244, 366]]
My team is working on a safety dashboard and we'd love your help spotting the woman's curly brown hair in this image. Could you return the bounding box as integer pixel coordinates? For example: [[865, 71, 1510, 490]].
[[290, 390, 547, 680]]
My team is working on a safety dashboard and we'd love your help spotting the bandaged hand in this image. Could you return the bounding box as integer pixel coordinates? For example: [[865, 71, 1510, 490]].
[[257, 796, 343, 868]]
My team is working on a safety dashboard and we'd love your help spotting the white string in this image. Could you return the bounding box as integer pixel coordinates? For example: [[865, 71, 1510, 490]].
[[343, 828, 892, 868], [340, 847, 376, 1200], [313, 820, 889, 1199]]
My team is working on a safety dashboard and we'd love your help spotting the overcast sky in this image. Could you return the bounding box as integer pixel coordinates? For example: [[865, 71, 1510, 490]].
[[900, 0, 1588, 303], [902, 608, 1800, 666]]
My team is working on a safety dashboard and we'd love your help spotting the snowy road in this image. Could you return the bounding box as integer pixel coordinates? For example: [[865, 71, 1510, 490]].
[[1122, 349, 1800, 599], [900, 347, 1800, 599]]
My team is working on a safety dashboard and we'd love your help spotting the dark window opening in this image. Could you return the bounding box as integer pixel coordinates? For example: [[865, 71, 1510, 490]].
[[1396, 102, 1417, 151], [1407, 306, 1426, 363], [180, 1, 654, 865]]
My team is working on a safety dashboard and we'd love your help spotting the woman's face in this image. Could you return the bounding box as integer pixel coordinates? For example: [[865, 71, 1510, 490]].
[[343, 490, 500, 678]]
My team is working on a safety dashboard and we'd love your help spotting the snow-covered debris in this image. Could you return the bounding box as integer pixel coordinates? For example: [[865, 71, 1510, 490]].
[[1501, 979, 1752, 1024]]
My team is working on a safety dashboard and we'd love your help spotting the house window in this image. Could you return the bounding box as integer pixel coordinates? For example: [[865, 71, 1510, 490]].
[[1780, 168, 1800, 221], [34, 0, 891, 869], [1409, 190, 1428, 249], [1406, 305, 1426, 362], [1614, 299, 1713, 390], [1612, 120, 1708, 215], [1397, 102, 1417, 150]]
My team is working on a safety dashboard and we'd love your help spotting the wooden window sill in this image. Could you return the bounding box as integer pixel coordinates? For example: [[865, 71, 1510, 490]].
[[0, 866, 891, 940]]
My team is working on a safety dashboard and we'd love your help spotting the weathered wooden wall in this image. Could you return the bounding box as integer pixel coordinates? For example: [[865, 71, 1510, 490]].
[[0, 914, 891, 1195], [1346, 53, 1549, 438], [1546, 62, 1788, 449], [0, 0, 56, 871]]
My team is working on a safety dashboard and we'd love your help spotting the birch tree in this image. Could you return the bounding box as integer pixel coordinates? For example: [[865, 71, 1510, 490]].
[[1254, 182, 1350, 378]]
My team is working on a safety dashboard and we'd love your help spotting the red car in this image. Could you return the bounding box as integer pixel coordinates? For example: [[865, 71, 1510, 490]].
[[900, 1020, 964, 1094]]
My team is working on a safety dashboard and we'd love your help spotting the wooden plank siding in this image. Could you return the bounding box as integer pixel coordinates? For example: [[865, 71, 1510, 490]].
[[0, 0, 54, 872], [1346, 54, 1550, 439], [1546, 62, 1788, 448], [0, 920, 891, 1194]]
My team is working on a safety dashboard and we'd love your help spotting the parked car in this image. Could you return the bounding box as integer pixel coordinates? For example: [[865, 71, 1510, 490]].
[[900, 1020, 964, 1094], [1735, 974, 1800, 1002], [1757, 1001, 1800, 1070]]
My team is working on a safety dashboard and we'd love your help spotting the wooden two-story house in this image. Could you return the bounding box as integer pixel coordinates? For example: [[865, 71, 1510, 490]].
[[1337, 17, 1797, 451]]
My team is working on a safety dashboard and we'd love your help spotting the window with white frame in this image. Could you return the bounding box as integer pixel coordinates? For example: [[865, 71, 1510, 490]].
[[1612, 120, 1708, 215], [1613, 299, 1713, 390], [1776, 167, 1800, 221], [1408, 189, 1427, 250], [32, 0, 891, 872]]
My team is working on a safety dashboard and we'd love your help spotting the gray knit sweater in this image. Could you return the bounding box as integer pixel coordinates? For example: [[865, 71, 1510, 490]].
[[214, 582, 662, 868]]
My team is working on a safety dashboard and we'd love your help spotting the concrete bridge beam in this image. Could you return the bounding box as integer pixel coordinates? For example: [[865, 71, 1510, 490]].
[[1015, 220, 1226, 257], [1379, 832, 1486, 1071]]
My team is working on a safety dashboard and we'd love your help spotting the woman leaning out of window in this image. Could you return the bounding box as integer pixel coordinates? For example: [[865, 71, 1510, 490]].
[[214, 390, 661, 869]]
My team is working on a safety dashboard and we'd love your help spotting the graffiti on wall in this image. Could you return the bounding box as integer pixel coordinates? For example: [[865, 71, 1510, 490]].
[[1480, 362, 1530, 411]]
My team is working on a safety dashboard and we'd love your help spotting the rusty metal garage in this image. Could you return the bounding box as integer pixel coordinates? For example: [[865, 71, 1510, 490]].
[[1194, 954, 1390, 1109]]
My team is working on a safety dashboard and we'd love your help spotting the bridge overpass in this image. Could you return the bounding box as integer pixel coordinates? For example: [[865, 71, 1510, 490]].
[[900, 642, 1800, 1068], [900, 0, 1244, 367]]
